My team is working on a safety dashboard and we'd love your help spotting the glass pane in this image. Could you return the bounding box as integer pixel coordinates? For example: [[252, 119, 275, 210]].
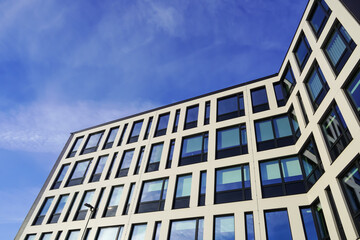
[[265, 210, 292, 240], [54, 195, 68, 214], [130, 224, 147, 240], [308, 68, 324, 101], [260, 161, 281, 185], [67, 230, 80, 240], [198, 218, 204, 240], [57, 165, 69, 182], [310, 3, 326, 33], [296, 38, 309, 66], [251, 87, 268, 106], [72, 137, 83, 152], [149, 144, 163, 163], [121, 150, 134, 169], [109, 186, 123, 206], [176, 175, 192, 197], [200, 172, 207, 194], [217, 127, 240, 150], [281, 157, 303, 182], [245, 213, 255, 240], [214, 215, 235, 240], [131, 121, 143, 137], [40, 198, 54, 216], [107, 128, 119, 143], [342, 165, 360, 213], [314, 202, 329, 238], [157, 114, 169, 131], [72, 161, 90, 179], [290, 109, 299, 133], [153, 222, 161, 240], [301, 208, 318, 240], [326, 30, 346, 65], [244, 165, 251, 188], [86, 132, 102, 148], [241, 126, 247, 145], [95, 156, 108, 174], [347, 70, 360, 114], [41, 233, 52, 240], [25, 235, 36, 240], [170, 219, 197, 239], [218, 96, 238, 115], [186, 106, 199, 123], [80, 191, 95, 210], [340, 25, 352, 42], [274, 82, 285, 102], [301, 141, 319, 176], [255, 120, 274, 142], [322, 108, 344, 147], [97, 226, 123, 240], [274, 116, 292, 138], [141, 180, 164, 202], [217, 167, 242, 191], [182, 135, 203, 157]]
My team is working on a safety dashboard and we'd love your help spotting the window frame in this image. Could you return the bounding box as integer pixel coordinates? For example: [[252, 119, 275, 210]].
[[293, 32, 312, 72], [179, 132, 208, 166], [217, 93, 245, 122]]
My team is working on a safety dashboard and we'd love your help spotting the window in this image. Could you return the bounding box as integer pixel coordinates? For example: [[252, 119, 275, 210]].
[[40, 233, 52, 240], [214, 215, 235, 240], [153, 222, 161, 240], [67, 136, 83, 157], [154, 113, 170, 137], [134, 146, 145, 175], [294, 33, 312, 71], [54, 231, 62, 240], [297, 93, 309, 125], [265, 209, 292, 240], [324, 21, 356, 75], [204, 101, 210, 125], [33, 197, 54, 225], [308, 0, 331, 37], [274, 65, 296, 107], [173, 174, 192, 209], [90, 155, 108, 182], [103, 185, 123, 217], [255, 112, 300, 151], [217, 93, 245, 121], [51, 164, 70, 189], [216, 124, 247, 159], [305, 63, 329, 110], [63, 192, 78, 222], [82, 132, 104, 154], [116, 149, 134, 177], [198, 171, 206, 206], [325, 187, 346, 239], [123, 183, 135, 215], [215, 165, 251, 204], [105, 152, 118, 180], [245, 212, 255, 240], [320, 103, 352, 160], [251, 87, 269, 113], [300, 200, 329, 240], [25, 234, 36, 240], [66, 159, 91, 187], [144, 117, 153, 140], [129, 224, 147, 240], [169, 218, 204, 240], [128, 120, 143, 143], [173, 109, 180, 132], [91, 187, 105, 219], [137, 178, 168, 213], [166, 139, 175, 169], [103, 127, 119, 149], [48, 195, 69, 224], [290, 107, 301, 139], [74, 190, 95, 221], [179, 132, 208, 166], [184, 105, 199, 130], [146, 143, 164, 172], [117, 124, 128, 146], [66, 230, 80, 240], [96, 226, 123, 240], [345, 67, 360, 120]]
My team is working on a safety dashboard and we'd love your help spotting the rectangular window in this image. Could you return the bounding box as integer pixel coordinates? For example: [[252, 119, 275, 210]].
[[300, 200, 329, 240], [134, 146, 145, 175], [325, 186, 346, 239], [51, 164, 70, 189], [96, 226, 123, 240], [63, 192, 78, 222], [204, 101, 210, 125], [184, 105, 199, 130], [144, 117, 153, 140], [137, 178, 168, 213], [116, 149, 134, 177], [128, 120, 143, 143], [117, 124, 128, 146], [91, 187, 105, 219], [345, 67, 360, 120], [67, 136, 83, 158], [265, 209, 292, 240], [129, 224, 147, 240], [215, 165, 251, 204], [74, 190, 95, 221], [255, 112, 300, 151], [66, 159, 91, 187], [274, 65, 296, 107], [251, 86, 269, 113], [324, 21, 356, 75], [103, 185, 123, 217], [48, 195, 69, 224], [166, 139, 175, 169], [66, 230, 80, 240], [308, 0, 331, 37], [217, 93, 245, 121], [105, 152, 118, 180], [198, 171, 206, 206], [25, 234, 36, 240], [33, 197, 54, 225], [179, 132, 208, 166], [169, 218, 204, 240], [305, 62, 329, 110], [245, 212, 255, 240], [89, 155, 108, 182], [146, 143, 164, 172], [320, 103, 352, 160], [40, 233, 52, 240], [154, 113, 170, 137], [216, 124, 247, 159], [173, 174, 192, 209], [153, 222, 161, 240], [173, 109, 180, 133], [297, 93, 309, 125], [103, 127, 119, 149], [294, 33, 312, 71], [82, 132, 104, 154], [123, 183, 135, 215], [214, 215, 235, 240]]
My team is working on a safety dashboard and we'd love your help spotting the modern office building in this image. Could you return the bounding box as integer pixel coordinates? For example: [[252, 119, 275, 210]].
[[16, 0, 360, 239]]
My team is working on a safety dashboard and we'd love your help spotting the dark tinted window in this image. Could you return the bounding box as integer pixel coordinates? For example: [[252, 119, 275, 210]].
[[251, 87, 269, 113], [265, 210, 292, 240], [217, 93, 244, 121], [294, 33, 312, 71], [180, 132, 208, 166], [345, 67, 360, 120], [216, 124, 247, 159], [308, 0, 331, 37], [305, 62, 329, 110], [184, 105, 199, 130], [137, 178, 168, 213]]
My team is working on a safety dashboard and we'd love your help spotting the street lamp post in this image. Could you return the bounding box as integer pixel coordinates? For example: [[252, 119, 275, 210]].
[[81, 203, 94, 240]]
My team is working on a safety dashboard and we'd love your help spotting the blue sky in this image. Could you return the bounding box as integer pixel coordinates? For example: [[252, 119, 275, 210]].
[[0, 0, 306, 238]]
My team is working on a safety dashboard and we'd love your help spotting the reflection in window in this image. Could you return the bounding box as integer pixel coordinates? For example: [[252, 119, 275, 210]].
[[63, 192, 78, 222], [48, 195, 69, 224], [180, 132, 208, 166], [184, 105, 199, 130], [154, 113, 170, 137], [153, 222, 161, 240], [146, 143, 164, 172], [130, 224, 147, 240], [265, 210, 292, 240], [274, 65, 296, 107], [90, 156, 108, 182], [74, 190, 95, 221], [251, 87, 269, 113], [320, 104, 352, 160], [214, 215, 235, 240], [198, 171, 206, 206], [169, 218, 203, 240], [305, 63, 329, 110], [216, 165, 251, 204], [91, 187, 105, 219], [128, 120, 143, 143], [116, 149, 134, 177], [173, 174, 192, 209], [345, 68, 360, 119], [308, 0, 331, 37], [103, 186, 123, 217], [117, 124, 128, 146], [123, 183, 135, 215], [300, 200, 329, 240], [105, 152, 118, 180], [51, 164, 70, 189], [166, 139, 175, 169], [173, 110, 180, 133], [82, 132, 104, 154], [137, 178, 168, 213], [134, 146, 145, 175], [294, 33, 312, 71], [96, 226, 123, 240], [245, 212, 255, 240], [66, 230, 80, 240], [66, 160, 91, 187], [217, 93, 244, 121], [204, 101, 210, 125], [144, 117, 153, 140], [103, 127, 119, 149], [68, 136, 83, 157], [216, 124, 247, 159], [33, 197, 54, 225], [40, 233, 52, 240]]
